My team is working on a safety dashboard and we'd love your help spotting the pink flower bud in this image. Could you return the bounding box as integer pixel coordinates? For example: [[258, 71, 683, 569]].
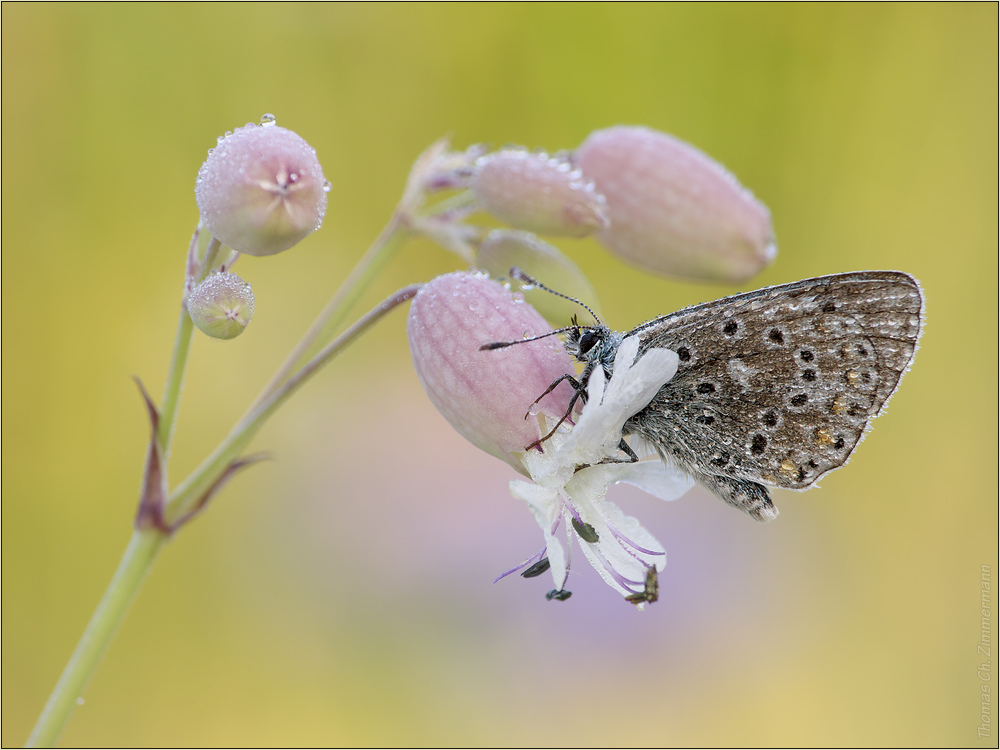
[[406, 272, 576, 473], [471, 149, 609, 237], [195, 118, 328, 257], [575, 126, 776, 283], [186, 272, 255, 339]]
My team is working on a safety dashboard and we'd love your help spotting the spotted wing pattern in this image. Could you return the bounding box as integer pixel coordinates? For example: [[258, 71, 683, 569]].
[[623, 272, 923, 501]]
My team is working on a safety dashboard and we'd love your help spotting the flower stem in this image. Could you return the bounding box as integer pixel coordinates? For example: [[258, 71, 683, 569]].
[[166, 284, 421, 523], [157, 236, 221, 451], [25, 529, 166, 748], [249, 215, 409, 412], [25, 285, 420, 747]]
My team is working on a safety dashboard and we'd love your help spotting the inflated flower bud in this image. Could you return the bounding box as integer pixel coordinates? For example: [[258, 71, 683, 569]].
[[476, 230, 601, 325], [471, 149, 608, 237], [575, 126, 776, 283], [195, 116, 328, 257], [406, 272, 576, 473], [187, 272, 255, 339]]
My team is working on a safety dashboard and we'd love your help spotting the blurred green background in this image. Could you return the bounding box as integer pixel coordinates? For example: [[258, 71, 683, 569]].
[[3, 4, 997, 746]]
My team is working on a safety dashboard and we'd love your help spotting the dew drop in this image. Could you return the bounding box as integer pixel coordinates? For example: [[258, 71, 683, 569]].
[[468, 299, 481, 312], [322, 179, 332, 193], [527, 403, 541, 416], [260, 113, 277, 127]]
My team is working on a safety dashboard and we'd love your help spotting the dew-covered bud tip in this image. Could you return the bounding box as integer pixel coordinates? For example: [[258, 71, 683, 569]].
[[406, 272, 576, 472], [195, 116, 328, 257], [575, 126, 776, 283], [187, 272, 255, 339], [471, 149, 609, 238]]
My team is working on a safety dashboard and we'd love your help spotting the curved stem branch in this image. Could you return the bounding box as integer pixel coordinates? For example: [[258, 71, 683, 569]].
[[166, 284, 421, 523], [249, 215, 409, 412], [25, 284, 420, 747]]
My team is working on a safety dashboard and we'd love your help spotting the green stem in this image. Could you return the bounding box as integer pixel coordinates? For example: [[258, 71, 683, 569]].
[[25, 285, 420, 747], [249, 215, 409, 412], [27, 234, 231, 746], [157, 237, 221, 451], [166, 284, 421, 523], [25, 529, 166, 748]]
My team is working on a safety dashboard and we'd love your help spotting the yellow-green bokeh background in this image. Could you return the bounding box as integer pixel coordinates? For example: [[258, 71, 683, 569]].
[[3, 4, 997, 746]]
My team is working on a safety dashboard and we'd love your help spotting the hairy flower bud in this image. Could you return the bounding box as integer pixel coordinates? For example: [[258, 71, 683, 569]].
[[406, 272, 576, 472], [195, 117, 328, 257], [187, 272, 255, 339], [576, 126, 776, 283], [471, 149, 608, 237]]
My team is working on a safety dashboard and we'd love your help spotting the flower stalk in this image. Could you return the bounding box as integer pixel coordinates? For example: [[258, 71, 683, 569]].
[[26, 280, 418, 747]]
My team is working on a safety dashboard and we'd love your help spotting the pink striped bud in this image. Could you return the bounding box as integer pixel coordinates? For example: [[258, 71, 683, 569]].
[[406, 272, 576, 473], [196, 117, 328, 257], [471, 149, 608, 237], [576, 126, 776, 283]]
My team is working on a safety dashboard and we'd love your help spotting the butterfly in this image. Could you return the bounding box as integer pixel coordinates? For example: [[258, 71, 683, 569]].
[[485, 269, 924, 521]]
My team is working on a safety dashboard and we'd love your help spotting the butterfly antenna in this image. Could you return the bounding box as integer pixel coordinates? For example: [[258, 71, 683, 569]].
[[509, 267, 602, 325], [479, 325, 577, 351]]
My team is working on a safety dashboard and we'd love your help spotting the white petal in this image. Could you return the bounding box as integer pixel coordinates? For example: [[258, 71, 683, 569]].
[[609, 460, 695, 502], [509, 479, 567, 589], [565, 468, 666, 599]]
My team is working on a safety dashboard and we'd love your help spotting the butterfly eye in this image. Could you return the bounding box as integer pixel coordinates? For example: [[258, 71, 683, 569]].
[[578, 330, 600, 354]]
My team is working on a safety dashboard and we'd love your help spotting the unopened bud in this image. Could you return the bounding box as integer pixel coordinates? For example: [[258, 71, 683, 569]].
[[406, 272, 575, 472], [187, 272, 255, 339], [195, 117, 328, 257], [471, 149, 608, 237], [576, 126, 776, 283]]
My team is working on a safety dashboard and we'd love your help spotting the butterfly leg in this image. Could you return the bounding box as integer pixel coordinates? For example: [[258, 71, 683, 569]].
[[697, 473, 778, 522], [523, 373, 582, 419], [525, 386, 585, 452]]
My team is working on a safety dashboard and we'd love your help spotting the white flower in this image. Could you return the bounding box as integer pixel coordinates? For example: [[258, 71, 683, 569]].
[[504, 337, 693, 606]]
